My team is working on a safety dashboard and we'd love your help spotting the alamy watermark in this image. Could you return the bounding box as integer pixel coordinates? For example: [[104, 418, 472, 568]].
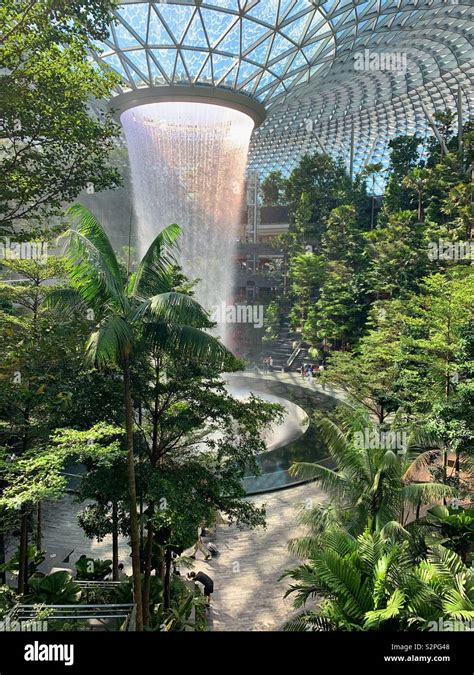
[[0, 237, 48, 261], [428, 239, 473, 262], [354, 428, 408, 453], [0, 617, 48, 632], [354, 49, 407, 73], [428, 618, 474, 632], [210, 303, 264, 329]]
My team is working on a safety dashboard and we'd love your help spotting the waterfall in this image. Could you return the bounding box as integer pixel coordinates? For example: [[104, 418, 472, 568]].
[[121, 102, 254, 347]]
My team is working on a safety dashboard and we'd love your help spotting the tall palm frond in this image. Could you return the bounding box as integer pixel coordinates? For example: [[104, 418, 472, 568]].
[[63, 204, 127, 312], [127, 223, 181, 299], [85, 316, 133, 367]]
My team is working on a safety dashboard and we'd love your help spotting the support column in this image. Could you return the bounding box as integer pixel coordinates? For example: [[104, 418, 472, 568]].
[[457, 86, 463, 153], [349, 119, 355, 183], [419, 98, 448, 157]]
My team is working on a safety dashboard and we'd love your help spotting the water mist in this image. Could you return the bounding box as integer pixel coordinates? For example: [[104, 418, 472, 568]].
[[121, 102, 255, 347]]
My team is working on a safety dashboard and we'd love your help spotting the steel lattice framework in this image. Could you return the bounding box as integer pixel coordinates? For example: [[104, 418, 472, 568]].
[[93, 0, 474, 183]]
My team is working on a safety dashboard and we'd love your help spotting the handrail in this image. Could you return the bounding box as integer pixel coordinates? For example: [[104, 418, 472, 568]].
[[285, 341, 302, 371], [6, 602, 137, 631], [75, 581, 128, 587]]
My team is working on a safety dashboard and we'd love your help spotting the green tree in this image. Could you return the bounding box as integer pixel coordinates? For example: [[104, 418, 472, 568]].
[[365, 210, 429, 299], [132, 351, 280, 622], [45, 204, 228, 630], [284, 530, 474, 631], [261, 170, 287, 206], [382, 135, 422, 215], [0, 0, 120, 233], [361, 162, 383, 229], [288, 408, 452, 555], [309, 261, 361, 350], [285, 153, 352, 245], [0, 255, 89, 592], [402, 167, 431, 222], [288, 252, 325, 328], [262, 300, 280, 344], [425, 506, 474, 564]]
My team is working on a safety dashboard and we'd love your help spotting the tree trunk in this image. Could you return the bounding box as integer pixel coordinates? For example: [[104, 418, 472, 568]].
[[18, 506, 29, 595], [35, 502, 42, 551], [112, 502, 119, 582], [455, 448, 461, 482], [142, 507, 154, 628], [164, 547, 172, 610], [0, 532, 6, 585], [122, 355, 143, 631]]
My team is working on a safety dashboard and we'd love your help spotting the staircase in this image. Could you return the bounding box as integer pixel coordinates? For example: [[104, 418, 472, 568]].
[[267, 322, 309, 372]]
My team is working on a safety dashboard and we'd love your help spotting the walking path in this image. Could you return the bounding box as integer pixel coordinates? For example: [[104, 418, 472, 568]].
[[201, 482, 326, 631], [227, 370, 347, 405]]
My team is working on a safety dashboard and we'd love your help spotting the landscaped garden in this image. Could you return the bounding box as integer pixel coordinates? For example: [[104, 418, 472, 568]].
[[0, 0, 472, 650]]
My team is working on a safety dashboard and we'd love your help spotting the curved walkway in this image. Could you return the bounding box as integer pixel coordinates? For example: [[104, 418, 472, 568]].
[[225, 370, 347, 405], [202, 481, 326, 632]]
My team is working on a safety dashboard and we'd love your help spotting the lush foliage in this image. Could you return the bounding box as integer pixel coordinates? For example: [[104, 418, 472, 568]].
[[279, 114, 473, 632], [0, 0, 121, 233]]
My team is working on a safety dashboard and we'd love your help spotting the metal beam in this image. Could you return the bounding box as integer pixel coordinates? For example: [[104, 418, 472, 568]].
[[419, 98, 448, 156], [457, 86, 463, 152]]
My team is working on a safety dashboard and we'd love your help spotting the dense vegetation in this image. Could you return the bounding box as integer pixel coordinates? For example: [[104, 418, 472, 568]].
[[0, 0, 280, 632], [0, 0, 472, 635], [265, 116, 474, 631]]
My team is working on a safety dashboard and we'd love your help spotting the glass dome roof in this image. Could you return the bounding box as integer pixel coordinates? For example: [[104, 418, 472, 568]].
[[93, 1, 474, 186], [93, 0, 336, 106]]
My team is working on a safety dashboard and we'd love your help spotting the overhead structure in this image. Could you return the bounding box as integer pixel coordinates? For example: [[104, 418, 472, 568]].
[[93, 0, 474, 183]]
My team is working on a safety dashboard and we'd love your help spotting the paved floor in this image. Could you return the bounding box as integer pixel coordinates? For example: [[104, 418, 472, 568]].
[[227, 370, 347, 404], [192, 482, 326, 631], [39, 481, 326, 631]]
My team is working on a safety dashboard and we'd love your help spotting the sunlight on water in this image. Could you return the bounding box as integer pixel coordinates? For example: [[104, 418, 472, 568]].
[[121, 102, 254, 345]]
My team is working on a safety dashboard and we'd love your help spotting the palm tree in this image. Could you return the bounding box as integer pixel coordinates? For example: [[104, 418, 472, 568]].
[[424, 505, 474, 563], [402, 167, 431, 222], [288, 409, 454, 558], [283, 528, 474, 631], [45, 205, 228, 630], [362, 162, 383, 229]]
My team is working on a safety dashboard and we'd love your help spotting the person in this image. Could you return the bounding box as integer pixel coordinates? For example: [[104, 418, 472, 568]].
[[301, 364, 306, 380], [190, 526, 211, 560], [117, 563, 127, 580], [188, 571, 214, 607], [268, 356, 273, 369], [319, 363, 326, 389]]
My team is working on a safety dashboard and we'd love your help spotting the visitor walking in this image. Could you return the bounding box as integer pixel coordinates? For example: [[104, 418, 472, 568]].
[[188, 571, 214, 607], [268, 356, 273, 370], [190, 526, 211, 560], [319, 363, 326, 389]]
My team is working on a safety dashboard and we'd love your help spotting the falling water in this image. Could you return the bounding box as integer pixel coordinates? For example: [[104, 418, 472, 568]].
[[121, 102, 255, 346]]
